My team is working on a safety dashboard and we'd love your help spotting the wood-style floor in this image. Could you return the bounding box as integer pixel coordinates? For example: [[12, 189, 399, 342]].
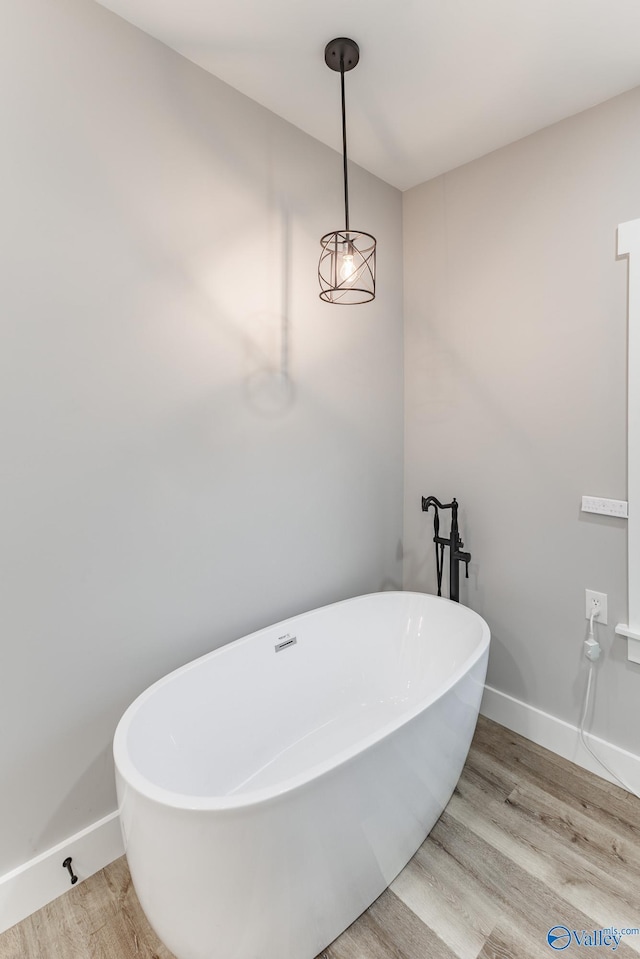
[[2, 716, 639, 959]]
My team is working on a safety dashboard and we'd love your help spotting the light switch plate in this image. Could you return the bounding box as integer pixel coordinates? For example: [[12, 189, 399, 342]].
[[581, 495, 628, 518]]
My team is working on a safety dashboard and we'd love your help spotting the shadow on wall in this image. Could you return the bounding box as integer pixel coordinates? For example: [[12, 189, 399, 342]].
[[79, 52, 308, 425], [244, 208, 294, 417], [482, 628, 532, 704], [36, 744, 115, 850], [0, 717, 116, 877], [379, 539, 404, 592]]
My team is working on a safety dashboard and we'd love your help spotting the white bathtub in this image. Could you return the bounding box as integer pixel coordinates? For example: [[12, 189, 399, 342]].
[[114, 591, 490, 959]]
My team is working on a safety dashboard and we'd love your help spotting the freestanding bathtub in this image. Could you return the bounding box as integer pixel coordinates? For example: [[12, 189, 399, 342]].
[[114, 591, 490, 959]]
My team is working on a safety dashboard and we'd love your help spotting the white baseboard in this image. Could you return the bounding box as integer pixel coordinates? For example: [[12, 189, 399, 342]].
[[0, 810, 124, 934], [481, 684, 640, 795]]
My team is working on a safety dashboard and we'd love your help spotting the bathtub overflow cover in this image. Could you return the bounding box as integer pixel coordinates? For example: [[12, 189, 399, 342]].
[[275, 634, 297, 652]]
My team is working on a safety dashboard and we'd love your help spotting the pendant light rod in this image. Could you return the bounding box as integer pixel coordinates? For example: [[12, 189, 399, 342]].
[[319, 38, 376, 305], [340, 57, 349, 232], [324, 37, 360, 231]]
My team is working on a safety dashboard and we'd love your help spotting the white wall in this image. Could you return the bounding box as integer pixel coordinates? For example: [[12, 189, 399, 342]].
[[403, 86, 640, 754], [0, 0, 403, 875]]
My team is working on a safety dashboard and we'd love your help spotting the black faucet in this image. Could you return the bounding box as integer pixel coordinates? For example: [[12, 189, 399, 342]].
[[421, 495, 471, 603]]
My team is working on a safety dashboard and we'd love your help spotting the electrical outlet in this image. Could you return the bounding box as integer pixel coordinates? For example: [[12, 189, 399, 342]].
[[585, 589, 608, 625]]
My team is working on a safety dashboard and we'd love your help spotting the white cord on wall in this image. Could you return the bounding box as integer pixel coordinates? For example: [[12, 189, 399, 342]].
[[579, 603, 640, 800]]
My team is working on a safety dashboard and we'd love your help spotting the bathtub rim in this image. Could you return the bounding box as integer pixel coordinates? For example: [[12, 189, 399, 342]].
[[113, 591, 490, 813]]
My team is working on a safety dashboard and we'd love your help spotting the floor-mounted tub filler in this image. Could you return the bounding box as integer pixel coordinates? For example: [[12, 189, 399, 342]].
[[113, 591, 490, 959]]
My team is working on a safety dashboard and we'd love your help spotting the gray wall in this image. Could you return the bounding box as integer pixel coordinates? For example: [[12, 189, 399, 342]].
[[403, 87, 640, 753], [0, 0, 403, 874]]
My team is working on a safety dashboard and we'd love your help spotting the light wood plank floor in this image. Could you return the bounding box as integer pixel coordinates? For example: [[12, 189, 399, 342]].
[[2, 717, 639, 959]]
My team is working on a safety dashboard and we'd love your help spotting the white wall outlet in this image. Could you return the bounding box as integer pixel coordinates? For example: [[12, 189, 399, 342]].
[[581, 496, 628, 518], [585, 589, 608, 625]]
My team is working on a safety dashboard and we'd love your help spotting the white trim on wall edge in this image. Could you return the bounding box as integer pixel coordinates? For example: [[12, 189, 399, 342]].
[[481, 684, 640, 795], [0, 810, 123, 935]]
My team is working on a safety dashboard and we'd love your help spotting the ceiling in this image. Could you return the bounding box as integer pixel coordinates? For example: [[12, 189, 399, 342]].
[[95, 0, 640, 191]]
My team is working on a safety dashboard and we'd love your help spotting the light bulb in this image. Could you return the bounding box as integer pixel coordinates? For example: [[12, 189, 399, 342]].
[[339, 252, 356, 284]]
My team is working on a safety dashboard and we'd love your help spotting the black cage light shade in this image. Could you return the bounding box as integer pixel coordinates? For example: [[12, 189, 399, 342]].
[[318, 38, 376, 305]]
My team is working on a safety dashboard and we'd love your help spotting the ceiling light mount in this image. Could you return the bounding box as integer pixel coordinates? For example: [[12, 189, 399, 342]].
[[318, 37, 376, 305], [324, 38, 360, 73]]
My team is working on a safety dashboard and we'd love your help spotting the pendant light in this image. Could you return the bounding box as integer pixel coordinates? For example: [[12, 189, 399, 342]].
[[318, 38, 376, 305]]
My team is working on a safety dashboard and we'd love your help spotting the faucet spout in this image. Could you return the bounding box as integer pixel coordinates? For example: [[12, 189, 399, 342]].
[[422, 495, 454, 512]]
